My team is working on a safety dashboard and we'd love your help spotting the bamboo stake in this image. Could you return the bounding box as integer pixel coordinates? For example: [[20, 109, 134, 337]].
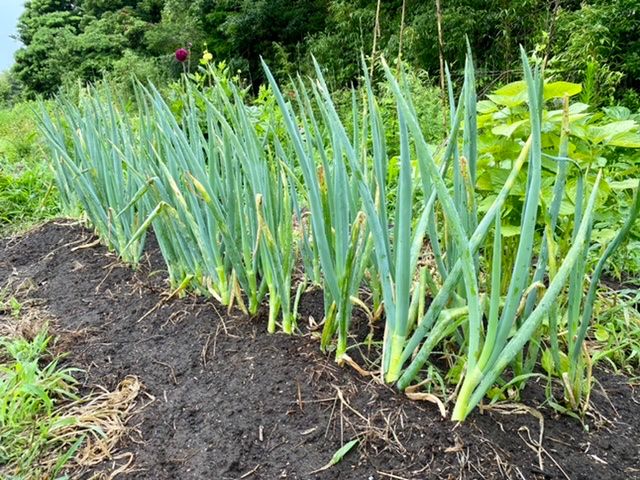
[[370, 0, 383, 78], [435, 0, 447, 130], [397, 0, 407, 66]]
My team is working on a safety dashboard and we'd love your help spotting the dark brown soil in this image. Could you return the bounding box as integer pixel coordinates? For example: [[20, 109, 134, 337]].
[[1, 221, 639, 480]]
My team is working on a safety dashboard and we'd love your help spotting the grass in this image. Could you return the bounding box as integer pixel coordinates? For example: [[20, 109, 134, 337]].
[[0, 329, 82, 479], [0, 292, 141, 479], [590, 286, 640, 372], [0, 102, 59, 234]]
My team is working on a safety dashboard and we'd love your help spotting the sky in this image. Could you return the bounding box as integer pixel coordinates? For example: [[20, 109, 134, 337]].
[[0, 0, 25, 72]]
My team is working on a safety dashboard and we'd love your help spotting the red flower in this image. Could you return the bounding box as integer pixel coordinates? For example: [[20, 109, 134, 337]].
[[175, 48, 189, 62]]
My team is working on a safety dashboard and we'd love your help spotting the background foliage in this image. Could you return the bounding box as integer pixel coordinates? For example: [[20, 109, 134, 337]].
[[4, 0, 639, 106]]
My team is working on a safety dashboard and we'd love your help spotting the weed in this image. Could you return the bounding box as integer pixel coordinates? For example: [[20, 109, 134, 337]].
[[0, 103, 59, 234]]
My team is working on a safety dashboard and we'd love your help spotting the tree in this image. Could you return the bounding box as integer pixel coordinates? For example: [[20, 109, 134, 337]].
[[13, 1, 81, 97], [13, 0, 169, 97]]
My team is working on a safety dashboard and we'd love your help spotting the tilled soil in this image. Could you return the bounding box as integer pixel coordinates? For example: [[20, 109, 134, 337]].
[[1, 221, 639, 480]]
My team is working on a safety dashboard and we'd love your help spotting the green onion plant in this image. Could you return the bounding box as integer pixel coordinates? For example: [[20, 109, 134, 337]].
[[39, 88, 154, 265], [39, 48, 640, 421]]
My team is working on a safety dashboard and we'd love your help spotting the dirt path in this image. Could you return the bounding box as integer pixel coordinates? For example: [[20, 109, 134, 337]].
[[1, 221, 639, 479]]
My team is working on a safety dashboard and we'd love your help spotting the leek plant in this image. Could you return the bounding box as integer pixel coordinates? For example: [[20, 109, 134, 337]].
[[136, 79, 298, 325], [133, 83, 235, 304], [211, 83, 299, 331], [39, 89, 154, 266], [40, 49, 640, 422], [558, 177, 640, 412], [141, 77, 300, 326], [378, 50, 607, 421], [349, 60, 473, 382], [346, 49, 619, 421], [263, 63, 372, 360]]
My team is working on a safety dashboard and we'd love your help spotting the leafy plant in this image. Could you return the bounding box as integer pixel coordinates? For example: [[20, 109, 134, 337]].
[[0, 330, 80, 478], [39, 89, 155, 266], [40, 51, 640, 422], [0, 103, 59, 232]]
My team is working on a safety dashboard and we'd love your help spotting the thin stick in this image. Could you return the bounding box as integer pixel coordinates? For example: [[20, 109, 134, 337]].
[[397, 0, 407, 66], [542, 0, 561, 70], [239, 464, 260, 479], [435, 0, 447, 130], [370, 0, 383, 78]]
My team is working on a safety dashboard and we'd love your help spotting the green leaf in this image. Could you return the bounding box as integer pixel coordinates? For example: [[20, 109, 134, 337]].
[[310, 439, 359, 474], [488, 81, 528, 106], [588, 120, 638, 144], [487, 386, 506, 401], [592, 228, 617, 243], [543, 81, 582, 100], [559, 199, 574, 216], [594, 326, 609, 342], [445, 356, 465, 383], [541, 348, 554, 375], [550, 351, 571, 374], [493, 81, 526, 97], [491, 119, 527, 138], [501, 224, 521, 237], [609, 178, 640, 190], [603, 106, 631, 121], [608, 132, 640, 148], [329, 439, 359, 465], [477, 100, 498, 114], [477, 194, 497, 213]]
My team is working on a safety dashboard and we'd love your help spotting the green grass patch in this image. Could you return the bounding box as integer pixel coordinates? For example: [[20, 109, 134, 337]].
[[0, 328, 83, 479], [0, 291, 141, 479], [0, 103, 59, 234]]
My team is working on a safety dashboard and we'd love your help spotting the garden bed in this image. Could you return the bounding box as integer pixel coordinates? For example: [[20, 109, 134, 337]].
[[1, 221, 639, 479]]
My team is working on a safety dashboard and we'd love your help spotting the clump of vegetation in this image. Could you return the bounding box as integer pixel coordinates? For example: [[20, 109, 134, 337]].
[[0, 293, 141, 479], [0, 329, 82, 477], [38, 48, 640, 421], [0, 103, 58, 233], [8, 0, 640, 111]]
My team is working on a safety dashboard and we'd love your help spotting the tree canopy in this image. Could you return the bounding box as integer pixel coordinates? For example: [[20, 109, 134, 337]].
[[9, 0, 640, 106]]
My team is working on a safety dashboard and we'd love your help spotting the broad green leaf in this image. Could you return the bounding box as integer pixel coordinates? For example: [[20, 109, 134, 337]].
[[603, 106, 631, 121], [477, 194, 497, 213], [545, 108, 589, 123], [608, 132, 640, 148], [493, 81, 526, 97], [591, 228, 617, 243], [588, 120, 638, 144], [501, 224, 521, 237], [475, 172, 493, 192], [559, 199, 574, 216], [493, 106, 514, 121], [477, 100, 498, 114], [594, 326, 609, 342], [488, 81, 527, 106], [491, 119, 527, 138], [569, 103, 591, 114], [569, 123, 590, 140], [543, 81, 582, 100], [609, 178, 640, 190], [477, 112, 495, 128]]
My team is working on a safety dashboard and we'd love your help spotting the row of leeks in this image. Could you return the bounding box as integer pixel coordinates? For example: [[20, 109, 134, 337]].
[[41, 80, 300, 332], [39, 49, 640, 421]]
